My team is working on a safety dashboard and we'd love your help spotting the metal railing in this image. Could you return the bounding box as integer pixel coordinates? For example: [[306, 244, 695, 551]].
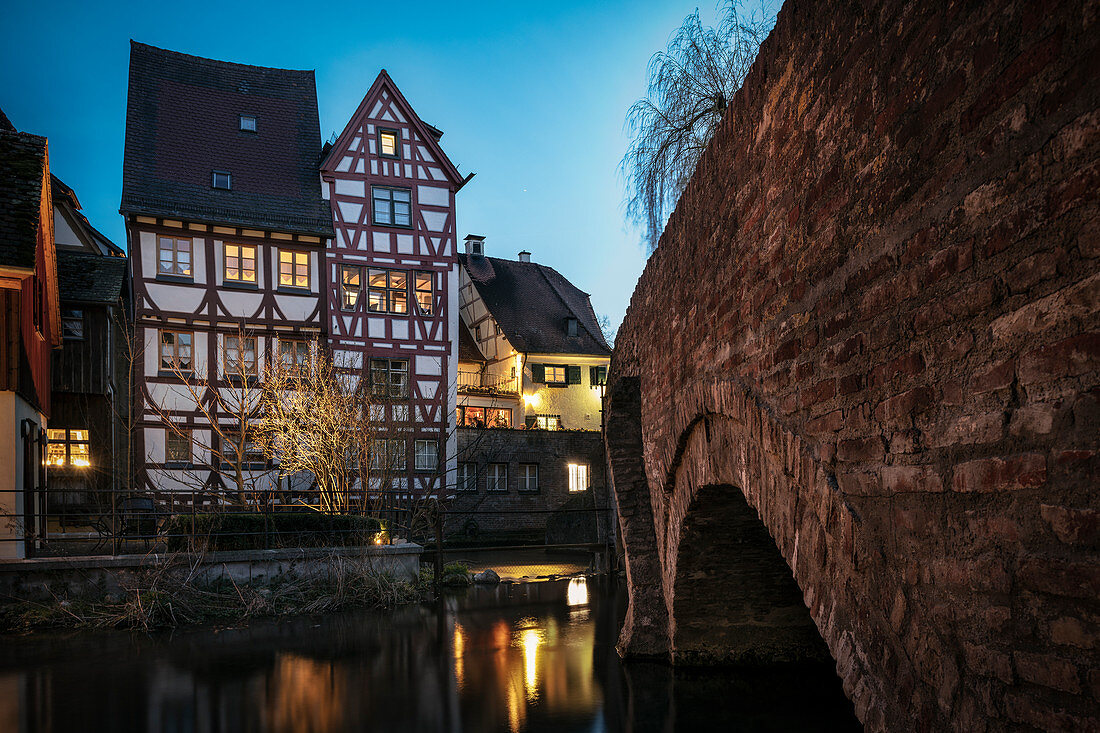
[[457, 370, 518, 393]]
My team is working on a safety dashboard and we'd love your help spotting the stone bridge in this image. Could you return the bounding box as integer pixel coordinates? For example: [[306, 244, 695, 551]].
[[604, 0, 1098, 730]]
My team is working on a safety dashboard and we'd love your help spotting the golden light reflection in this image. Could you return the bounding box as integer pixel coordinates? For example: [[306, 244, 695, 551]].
[[453, 622, 466, 688], [566, 577, 589, 607], [521, 629, 541, 700], [267, 653, 345, 733]]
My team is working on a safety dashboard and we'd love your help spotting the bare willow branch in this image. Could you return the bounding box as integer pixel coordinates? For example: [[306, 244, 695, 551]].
[[621, 1, 773, 252]]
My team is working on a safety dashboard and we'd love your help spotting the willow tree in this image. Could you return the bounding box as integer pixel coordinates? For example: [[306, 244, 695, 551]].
[[622, 1, 773, 251]]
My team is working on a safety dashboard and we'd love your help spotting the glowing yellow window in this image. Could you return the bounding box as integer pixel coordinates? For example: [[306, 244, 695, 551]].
[[46, 429, 91, 468], [379, 130, 398, 158], [224, 244, 256, 283], [279, 250, 310, 289], [46, 429, 67, 466]]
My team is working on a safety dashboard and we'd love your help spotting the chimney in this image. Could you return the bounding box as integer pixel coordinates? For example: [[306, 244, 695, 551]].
[[518, 250, 531, 263], [464, 234, 485, 256]]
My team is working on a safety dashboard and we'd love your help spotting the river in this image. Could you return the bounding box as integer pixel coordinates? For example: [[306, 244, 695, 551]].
[[0, 575, 860, 731]]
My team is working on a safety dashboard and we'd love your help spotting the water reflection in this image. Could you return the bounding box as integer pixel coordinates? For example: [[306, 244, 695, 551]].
[[0, 576, 859, 732]]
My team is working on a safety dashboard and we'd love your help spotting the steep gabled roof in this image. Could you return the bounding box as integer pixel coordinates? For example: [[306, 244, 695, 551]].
[[121, 42, 332, 235], [52, 175, 125, 257], [320, 69, 464, 185], [458, 319, 486, 362], [57, 250, 128, 303], [0, 129, 47, 270], [459, 254, 610, 357]]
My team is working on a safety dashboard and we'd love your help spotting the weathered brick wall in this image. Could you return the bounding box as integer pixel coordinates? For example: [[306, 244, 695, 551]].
[[450, 427, 608, 541], [607, 0, 1098, 730]]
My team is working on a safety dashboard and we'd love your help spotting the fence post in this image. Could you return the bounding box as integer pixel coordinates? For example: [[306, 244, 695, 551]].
[[434, 502, 443, 597]]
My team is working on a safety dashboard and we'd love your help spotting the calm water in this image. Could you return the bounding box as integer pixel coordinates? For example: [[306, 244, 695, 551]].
[[0, 576, 859, 732]]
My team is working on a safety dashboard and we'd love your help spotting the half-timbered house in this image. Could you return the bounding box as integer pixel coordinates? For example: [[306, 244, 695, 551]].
[[319, 70, 468, 500], [121, 43, 332, 504], [0, 116, 61, 558]]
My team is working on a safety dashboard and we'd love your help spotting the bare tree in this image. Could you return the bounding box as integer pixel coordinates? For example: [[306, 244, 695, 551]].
[[622, 1, 773, 250]]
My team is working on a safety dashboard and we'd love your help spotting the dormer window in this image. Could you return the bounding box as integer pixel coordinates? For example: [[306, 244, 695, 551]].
[[379, 128, 399, 158], [212, 171, 231, 190], [566, 318, 579, 337], [239, 115, 257, 132]]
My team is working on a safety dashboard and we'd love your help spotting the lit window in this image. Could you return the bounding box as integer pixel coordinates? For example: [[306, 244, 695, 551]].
[[160, 330, 193, 373], [372, 186, 411, 227], [415, 271, 433, 315], [62, 309, 84, 340], [278, 250, 310, 289], [487, 463, 508, 492], [370, 358, 408, 399], [568, 463, 589, 492], [379, 129, 399, 158], [367, 268, 408, 314], [239, 115, 257, 132], [545, 366, 566, 383], [341, 265, 361, 310], [414, 440, 438, 471], [224, 244, 257, 283], [458, 463, 477, 492], [487, 408, 511, 428], [533, 414, 560, 431], [520, 464, 538, 492], [212, 171, 231, 189], [157, 237, 192, 278], [46, 429, 90, 468], [166, 428, 191, 465], [224, 334, 257, 377]]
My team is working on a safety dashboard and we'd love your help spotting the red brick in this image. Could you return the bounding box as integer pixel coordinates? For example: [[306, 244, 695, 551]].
[[962, 642, 1013, 684], [1040, 504, 1100, 546], [1018, 333, 1100, 385], [882, 464, 944, 493], [972, 358, 1015, 394], [876, 387, 935, 422], [1004, 249, 1064, 293], [951, 453, 1046, 492], [1017, 558, 1100, 599], [1014, 651, 1081, 694], [806, 409, 843, 435], [838, 436, 885, 462]]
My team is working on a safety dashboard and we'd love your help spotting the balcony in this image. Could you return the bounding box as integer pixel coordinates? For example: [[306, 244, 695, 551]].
[[458, 370, 518, 395]]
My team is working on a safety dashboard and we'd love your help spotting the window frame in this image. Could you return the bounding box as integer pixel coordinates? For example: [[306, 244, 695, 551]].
[[370, 358, 409, 399], [414, 271, 433, 315], [340, 265, 362, 311], [239, 115, 257, 132], [212, 170, 232, 190], [457, 462, 477, 492], [222, 429, 265, 468], [45, 428, 91, 468], [165, 428, 192, 466], [61, 309, 85, 340], [486, 463, 508, 493], [159, 329, 194, 374], [371, 186, 412, 228], [278, 338, 311, 377], [278, 249, 311, 290], [367, 268, 409, 315], [544, 365, 567, 384], [519, 463, 539, 492], [223, 243, 257, 285], [414, 439, 438, 472], [223, 333, 258, 378], [157, 237, 193, 279], [378, 128, 400, 159]]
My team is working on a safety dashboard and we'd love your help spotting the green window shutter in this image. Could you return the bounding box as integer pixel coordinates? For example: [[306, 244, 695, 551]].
[[589, 366, 598, 385], [566, 365, 581, 384], [531, 363, 545, 383]]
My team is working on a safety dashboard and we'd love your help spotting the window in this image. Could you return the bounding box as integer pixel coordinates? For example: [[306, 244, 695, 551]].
[[590, 365, 608, 387], [458, 463, 477, 492], [212, 171, 231, 189], [160, 330, 193, 373], [224, 334, 257, 377], [372, 186, 411, 227], [166, 428, 191, 465], [157, 237, 192, 278], [370, 358, 408, 399], [279, 339, 310, 375], [414, 271, 433, 315], [531, 364, 580, 384], [520, 464, 539, 492], [414, 440, 438, 471], [45, 429, 90, 468], [61, 309, 84, 340], [545, 366, 566, 383], [568, 463, 589, 492], [527, 414, 560, 431], [239, 115, 257, 132], [487, 463, 508, 492], [278, 250, 310, 289], [458, 406, 511, 428], [379, 129, 399, 158], [566, 317, 579, 337], [474, 325, 481, 341], [223, 430, 264, 466], [371, 439, 405, 472], [224, 244, 257, 284], [367, 269, 408, 314], [341, 265, 362, 310]]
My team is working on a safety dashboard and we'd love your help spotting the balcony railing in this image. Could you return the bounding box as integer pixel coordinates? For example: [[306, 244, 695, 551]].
[[458, 370, 518, 393]]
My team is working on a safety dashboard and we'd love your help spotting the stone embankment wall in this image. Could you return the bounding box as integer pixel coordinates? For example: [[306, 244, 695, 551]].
[[606, 0, 1098, 730]]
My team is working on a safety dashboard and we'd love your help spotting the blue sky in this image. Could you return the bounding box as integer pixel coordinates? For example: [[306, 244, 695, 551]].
[[1, 0, 764, 331]]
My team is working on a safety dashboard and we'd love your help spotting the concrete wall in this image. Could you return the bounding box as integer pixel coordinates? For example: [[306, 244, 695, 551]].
[[607, 0, 1099, 730]]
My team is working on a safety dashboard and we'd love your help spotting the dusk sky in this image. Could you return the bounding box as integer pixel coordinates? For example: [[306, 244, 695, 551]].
[[0, 0, 776, 332]]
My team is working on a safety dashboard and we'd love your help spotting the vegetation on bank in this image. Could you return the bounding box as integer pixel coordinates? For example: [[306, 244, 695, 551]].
[[0, 555, 431, 634], [163, 512, 383, 551]]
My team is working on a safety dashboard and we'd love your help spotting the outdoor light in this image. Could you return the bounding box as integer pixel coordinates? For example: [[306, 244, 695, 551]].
[[522, 393, 539, 407]]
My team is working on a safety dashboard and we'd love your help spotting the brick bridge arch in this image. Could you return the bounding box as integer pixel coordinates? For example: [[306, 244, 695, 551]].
[[604, 0, 1098, 730]]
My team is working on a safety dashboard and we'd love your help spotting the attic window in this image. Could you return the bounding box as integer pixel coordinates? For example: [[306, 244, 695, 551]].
[[566, 318, 579, 337], [239, 115, 257, 132], [379, 129, 399, 158], [471, 240, 484, 256], [212, 171, 231, 190]]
